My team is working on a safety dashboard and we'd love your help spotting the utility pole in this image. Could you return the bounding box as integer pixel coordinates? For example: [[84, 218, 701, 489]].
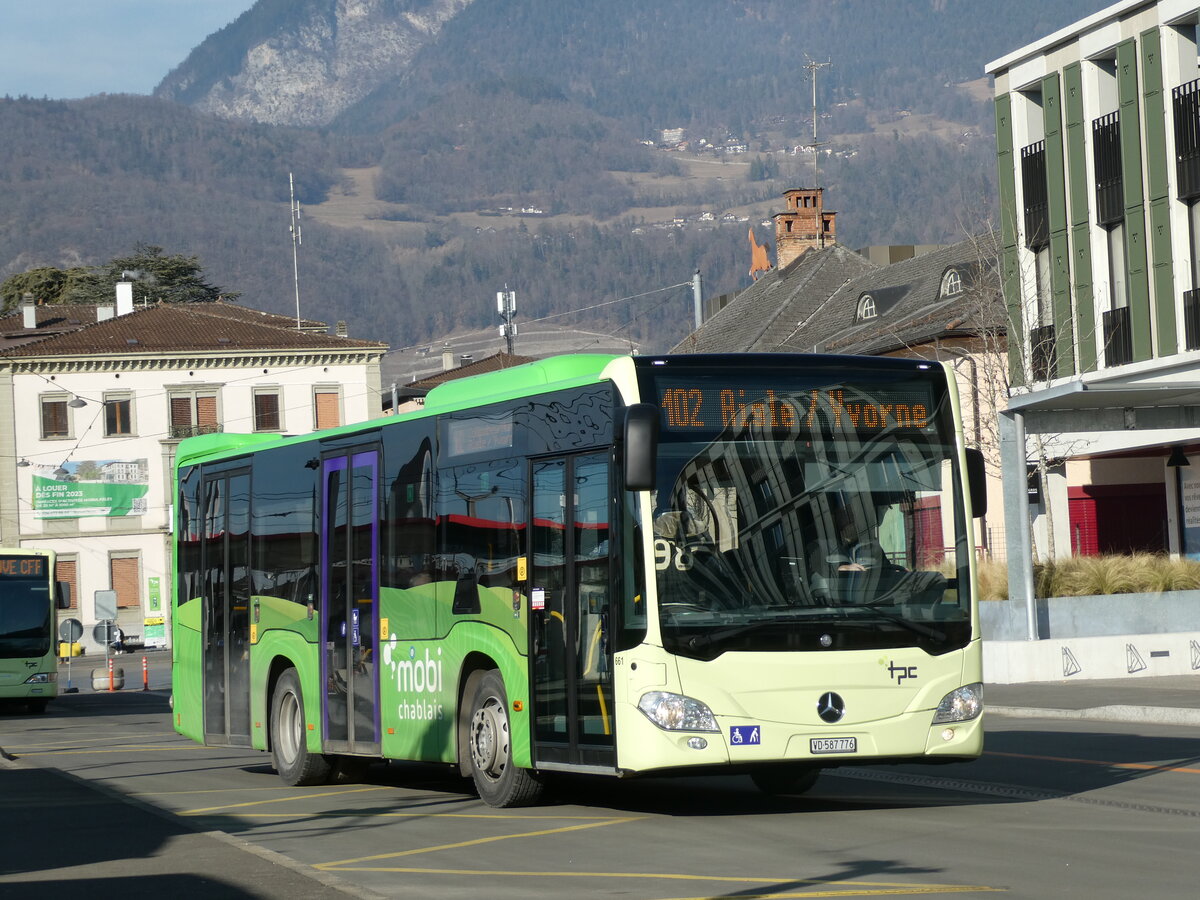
[[289, 172, 303, 329], [496, 287, 517, 354], [803, 57, 832, 188], [692, 270, 704, 329]]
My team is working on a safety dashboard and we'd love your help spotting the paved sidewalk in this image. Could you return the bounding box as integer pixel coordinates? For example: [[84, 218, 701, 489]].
[[986, 673, 1200, 726]]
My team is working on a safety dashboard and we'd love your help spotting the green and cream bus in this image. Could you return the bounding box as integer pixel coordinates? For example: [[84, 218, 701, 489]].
[[1, 548, 69, 714], [171, 353, 986, 806]]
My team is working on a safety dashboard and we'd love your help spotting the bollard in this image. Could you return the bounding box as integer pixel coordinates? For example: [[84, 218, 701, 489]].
[[108, 658, 114, 692], [141, 656, 149, 692]]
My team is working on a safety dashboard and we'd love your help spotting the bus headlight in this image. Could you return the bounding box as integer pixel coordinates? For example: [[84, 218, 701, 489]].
[[638, 691, 719, 732], [24, 672, 56, 684], [932, 683, 983, 724]]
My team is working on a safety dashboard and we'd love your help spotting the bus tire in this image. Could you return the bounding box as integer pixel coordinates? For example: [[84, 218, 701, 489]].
[[464, 669, 544, 808], [270, 668, 331, 786], [26, 699, 47, 715], [750, 766, 821, 796]]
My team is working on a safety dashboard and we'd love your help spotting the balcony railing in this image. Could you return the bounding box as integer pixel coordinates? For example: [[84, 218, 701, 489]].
[[168, 423, 223, 440], [1093, 112, 1124, 226], [1174, 78, 1200, 201], [1185, 288, 1200, 351], [1102, 306, 1133, 366], [1029, 324, 1057, 381], [1020, 141, 1049, 249]]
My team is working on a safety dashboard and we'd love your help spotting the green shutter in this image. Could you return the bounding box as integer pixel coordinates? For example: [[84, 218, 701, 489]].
[[996, 95, 1019, 251], [1072, 223, 1097, 373], [1118, 38, 1153, 363], [1042, 74, 1074, 375], [1002, 245, 1025, 385], [1143, 28, 1176, 358], [1063, 63, 1090, 227], [1141, 29, 1169, 202], [1050, 231, 1075, 376], [1150, 196, 1177, 355]]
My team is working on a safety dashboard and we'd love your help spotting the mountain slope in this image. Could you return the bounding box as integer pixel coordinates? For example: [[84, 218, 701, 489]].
[[156, 0, 474, 126]]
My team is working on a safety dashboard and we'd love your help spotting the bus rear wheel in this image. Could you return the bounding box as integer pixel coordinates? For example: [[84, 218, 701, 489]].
[[270, 668, 331, 786], [750, 766, 821, 796], [464, 670, 544, 808]]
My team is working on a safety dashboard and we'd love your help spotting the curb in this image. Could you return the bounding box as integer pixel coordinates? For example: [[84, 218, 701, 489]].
[[989, 704, 1200, 727]]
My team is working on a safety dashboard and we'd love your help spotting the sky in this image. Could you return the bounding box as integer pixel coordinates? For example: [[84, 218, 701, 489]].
[[0, 1, 258, 100]]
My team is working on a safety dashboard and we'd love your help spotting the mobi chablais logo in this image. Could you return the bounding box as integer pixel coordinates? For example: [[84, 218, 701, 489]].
[[383, 642, 446, 721]]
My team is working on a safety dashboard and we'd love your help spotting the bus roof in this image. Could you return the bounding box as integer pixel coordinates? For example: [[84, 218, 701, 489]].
[[174, 353, 624, 470]]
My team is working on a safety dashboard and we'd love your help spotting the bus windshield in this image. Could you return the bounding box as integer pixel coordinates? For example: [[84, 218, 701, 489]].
[[645, 367, 971, 660], [0, 565, 53, 659]]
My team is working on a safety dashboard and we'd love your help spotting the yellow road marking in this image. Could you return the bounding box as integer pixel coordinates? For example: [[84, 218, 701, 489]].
[[313, 866, 1000, 896], [316, 817, 639, 868], [220, 812, 637, 820], [985, 749, 1200, 775], [14, 746, 214, 756], [181, 786, 389, 814], [131, 786, 311, 797], [4, 733, 172, 749]]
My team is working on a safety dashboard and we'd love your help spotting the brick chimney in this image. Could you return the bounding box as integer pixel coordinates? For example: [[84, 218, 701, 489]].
[[773, 188, 836, 268]]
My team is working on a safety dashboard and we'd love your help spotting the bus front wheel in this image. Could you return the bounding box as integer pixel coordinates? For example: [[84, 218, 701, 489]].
[[270, 668, 331, 786], [464, 670, 544, 807]]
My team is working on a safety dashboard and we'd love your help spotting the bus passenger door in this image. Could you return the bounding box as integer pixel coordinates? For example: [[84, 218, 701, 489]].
[[529, 452, 615, 769], [201, 469, 252, 746], [321, 448, 381, 756]]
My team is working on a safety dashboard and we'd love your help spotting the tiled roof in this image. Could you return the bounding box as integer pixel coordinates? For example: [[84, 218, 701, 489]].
[[671, 244, 878, 353], [0, 301, 387, 357], [778, 233, 1000, 355], [0, 304, 98, 350]]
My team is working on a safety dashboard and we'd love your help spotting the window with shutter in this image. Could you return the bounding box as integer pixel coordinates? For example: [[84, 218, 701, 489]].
[[57, 557, 78, 609], [197, 395, 218, 428], [169, 390, 221, 438], [170, 397, 192, 427], [104, 397, 133, 436], [254, 391, 280, 431], [110, 556, 140, 608], [315, 391, 340, 430], [41, 398, 69, 438]]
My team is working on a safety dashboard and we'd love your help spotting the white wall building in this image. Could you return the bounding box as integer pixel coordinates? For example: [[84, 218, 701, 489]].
[[0, 299, 387, 652]]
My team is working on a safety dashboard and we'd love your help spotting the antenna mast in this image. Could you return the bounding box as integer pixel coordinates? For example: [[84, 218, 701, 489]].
[[803, 57, 832, 187], [289, 172, 303, 329]]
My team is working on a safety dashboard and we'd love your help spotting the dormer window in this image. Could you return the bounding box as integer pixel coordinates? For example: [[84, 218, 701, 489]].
[[941, 269, 963, 297], [856, 295, 877, 321]]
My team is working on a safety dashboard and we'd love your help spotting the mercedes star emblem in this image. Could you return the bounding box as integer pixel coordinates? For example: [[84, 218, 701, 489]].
[[817, 691, 845, 723]]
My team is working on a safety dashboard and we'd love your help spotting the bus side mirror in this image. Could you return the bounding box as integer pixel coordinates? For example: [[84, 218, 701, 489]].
[[55, 581, 71, 610], [623, 403, 659, 492], [965, 448, 987, 518]]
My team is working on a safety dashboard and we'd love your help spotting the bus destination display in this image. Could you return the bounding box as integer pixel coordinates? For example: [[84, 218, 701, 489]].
[[0, 556, 46, 578], [657, 382, 935, 436]]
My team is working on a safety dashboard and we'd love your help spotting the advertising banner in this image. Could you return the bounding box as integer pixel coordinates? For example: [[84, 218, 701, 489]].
[[1180, 467, 1200, 559], [32, 459, 149, 519]]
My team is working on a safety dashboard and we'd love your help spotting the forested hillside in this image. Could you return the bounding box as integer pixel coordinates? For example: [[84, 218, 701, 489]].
[[2, 0, 1101, 353]]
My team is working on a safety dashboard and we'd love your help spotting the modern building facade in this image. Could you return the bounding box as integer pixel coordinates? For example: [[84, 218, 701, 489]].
[[988, 0, 1200, 593], [0, 298, 387, 651]]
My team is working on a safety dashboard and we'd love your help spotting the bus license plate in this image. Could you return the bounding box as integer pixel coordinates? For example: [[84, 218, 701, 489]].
[[810, 737, 856, 754]]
